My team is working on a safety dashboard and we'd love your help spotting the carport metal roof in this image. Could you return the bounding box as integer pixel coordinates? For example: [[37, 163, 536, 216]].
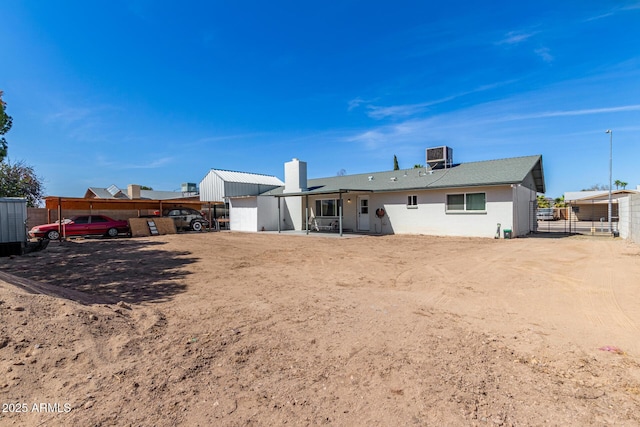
[[44, 196, 224, 211]]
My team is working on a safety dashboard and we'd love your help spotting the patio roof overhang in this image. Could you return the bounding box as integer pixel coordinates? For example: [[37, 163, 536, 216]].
[[273, 189, 373, 236], [272, 188, 373, 197]]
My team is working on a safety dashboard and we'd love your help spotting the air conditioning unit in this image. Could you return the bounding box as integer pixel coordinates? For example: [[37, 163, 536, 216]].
[[426, 146, 453, 169], [181, 182, 197, 193]]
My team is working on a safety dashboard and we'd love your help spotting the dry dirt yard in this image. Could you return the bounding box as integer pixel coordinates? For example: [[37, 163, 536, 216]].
[[1, 232, 639, 426]]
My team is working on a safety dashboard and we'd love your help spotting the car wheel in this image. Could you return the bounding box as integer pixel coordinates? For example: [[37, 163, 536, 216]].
[[46, 230, 60, 240], [191, 221, 203, 232], [106, 228, 119, 237]]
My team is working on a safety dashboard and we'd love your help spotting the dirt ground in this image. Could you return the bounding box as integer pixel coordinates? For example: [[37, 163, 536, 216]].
[[1, 232, 639, 426]]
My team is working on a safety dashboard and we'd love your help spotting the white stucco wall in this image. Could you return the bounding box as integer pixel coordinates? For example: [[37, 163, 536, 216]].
[[630, 194, 640, 244], [256, 196, 280, 231], [301, 185, 516, 238], [229, 197, 258, 232], [619, 193, 640, 244], [282, 196, 303, 231], [374, 186, 514, 237], [513, 184, 537, 237], [619, 197, 629, 239], [230, 196, 303, 232]]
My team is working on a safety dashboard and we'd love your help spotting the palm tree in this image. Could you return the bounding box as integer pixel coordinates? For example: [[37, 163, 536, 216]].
[[537, 195, 550, 208], [614, 179, 622, 190], [554, 195, 566, 207], [620, 181, 628, 190]]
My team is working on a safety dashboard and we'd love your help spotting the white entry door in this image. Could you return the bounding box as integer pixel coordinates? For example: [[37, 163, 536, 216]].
[[358, 196, 370, 231]]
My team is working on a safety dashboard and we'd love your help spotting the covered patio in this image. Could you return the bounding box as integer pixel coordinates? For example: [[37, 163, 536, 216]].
[[274, 188, 373, 237]]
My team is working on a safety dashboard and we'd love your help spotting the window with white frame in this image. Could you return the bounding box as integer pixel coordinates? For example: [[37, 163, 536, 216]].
[[407, 195, 418, 208], [315, 199, 339, 217], [446, 192, 486, 212]]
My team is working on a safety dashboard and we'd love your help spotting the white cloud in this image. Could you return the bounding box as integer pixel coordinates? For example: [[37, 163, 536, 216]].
[[535, 47, 554, 63], [502, 105, 640, 122], [584, 3, 640, 21], [346, 94, 640, 152], [195, 132, 268, 144], [496, 30, 539, 45], [361, 80, 517, 120], [45, 107, 93, 126], [366, 102, 434, 120], [347, 97, 375, 111], [97, 155, 174, 169]]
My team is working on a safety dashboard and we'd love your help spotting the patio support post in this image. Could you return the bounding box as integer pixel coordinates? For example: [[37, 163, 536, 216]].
[[305, 195, 309, 235], [339, 192, 343, 237], [277, 197, 281, 233], [57, 198, 62, 241], [212, 203, 216, 231], [208, 203, 212, 231], [606, 129, 613, 234]]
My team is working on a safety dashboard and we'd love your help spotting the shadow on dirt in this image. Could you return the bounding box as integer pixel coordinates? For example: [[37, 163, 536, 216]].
[[524, 232, 579, 239], [0, 239, 195, 304]]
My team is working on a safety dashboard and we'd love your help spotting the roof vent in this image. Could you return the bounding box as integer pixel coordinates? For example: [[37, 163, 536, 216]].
[[390, 177, 397, 181], [107, 184, 120, 196], [368, 176, 374, 181]]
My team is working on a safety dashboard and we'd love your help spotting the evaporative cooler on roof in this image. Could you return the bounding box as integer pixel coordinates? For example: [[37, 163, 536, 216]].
[[426, 146, 453, 169]]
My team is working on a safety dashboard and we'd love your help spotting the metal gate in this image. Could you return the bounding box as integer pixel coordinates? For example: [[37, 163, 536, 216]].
[[532, 200, 619, 236]]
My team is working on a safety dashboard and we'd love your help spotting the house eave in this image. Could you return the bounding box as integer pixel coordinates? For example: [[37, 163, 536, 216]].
[[269, 182, 525, 198]]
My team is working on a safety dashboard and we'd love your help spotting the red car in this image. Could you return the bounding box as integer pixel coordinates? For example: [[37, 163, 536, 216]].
[[29, 215, 130, 240]]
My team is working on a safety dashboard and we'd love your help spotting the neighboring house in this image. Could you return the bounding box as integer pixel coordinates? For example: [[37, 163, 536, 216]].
[[564, 189, 639, 222], [228, 154, 545, 238], [84, 184, 199, 201]]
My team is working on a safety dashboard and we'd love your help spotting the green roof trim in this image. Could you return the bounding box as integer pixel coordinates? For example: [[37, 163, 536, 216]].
[[261, 155, 545, 197]]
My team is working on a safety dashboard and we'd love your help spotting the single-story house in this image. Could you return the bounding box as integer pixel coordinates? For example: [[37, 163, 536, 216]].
[[227, 153, 545, 238]]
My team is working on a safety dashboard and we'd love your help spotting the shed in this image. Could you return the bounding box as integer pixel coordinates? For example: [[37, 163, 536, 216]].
[[0, 198, 27, 256], [199, 169, 283, 202]]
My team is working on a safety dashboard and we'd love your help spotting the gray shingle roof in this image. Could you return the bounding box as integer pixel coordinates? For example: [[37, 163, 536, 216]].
[[262, 155, 544, 196]]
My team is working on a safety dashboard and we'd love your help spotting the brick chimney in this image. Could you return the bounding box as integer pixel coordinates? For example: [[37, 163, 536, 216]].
[[127, 184, 141, 199]]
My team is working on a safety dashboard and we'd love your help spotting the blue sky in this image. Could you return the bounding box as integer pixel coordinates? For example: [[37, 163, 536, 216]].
[[2, 1, 640, 199]]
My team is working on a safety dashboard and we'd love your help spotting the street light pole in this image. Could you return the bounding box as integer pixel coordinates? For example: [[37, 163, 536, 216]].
[[606, 129, 613, 234]]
